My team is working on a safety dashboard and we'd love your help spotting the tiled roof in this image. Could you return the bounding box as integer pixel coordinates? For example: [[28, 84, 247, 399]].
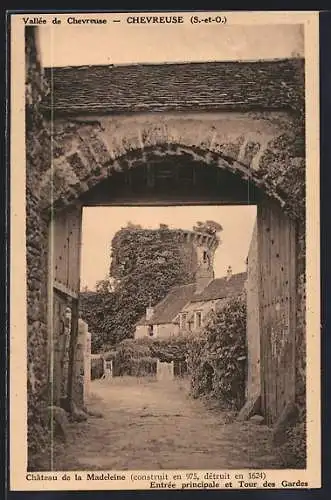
[[42, 59, 304, 114], [136, 272, 246, 326], [136, 283, 196, 326], [191, 272, 247, 302]]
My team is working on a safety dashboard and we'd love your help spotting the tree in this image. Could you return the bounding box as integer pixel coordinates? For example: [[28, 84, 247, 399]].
[[193, 220, 223, 236], [95, 277, 113, 294], [79, 288, 116, 352], [81, 225, 195, 348]]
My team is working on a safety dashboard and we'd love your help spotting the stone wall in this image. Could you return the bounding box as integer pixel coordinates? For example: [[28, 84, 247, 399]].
[[83, 328, 92, 402], [155, 323, 178, 339], [295, 222, 306, 410], [25, 27, 53, 469], [72, 319, 89, 408], [39, 112, 303, 216], [157, 360, 174, 381]]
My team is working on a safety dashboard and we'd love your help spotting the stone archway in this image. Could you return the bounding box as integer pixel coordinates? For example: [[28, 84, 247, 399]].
[[39, 113, 304, 219], [46, 132, 303, 423]]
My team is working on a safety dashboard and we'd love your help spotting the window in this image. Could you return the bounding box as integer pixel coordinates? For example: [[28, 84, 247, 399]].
[[202, 250, 210, 267], [195, 311, 202, 329], [148, 325, 153, 337], [180, 313, 187, 330]]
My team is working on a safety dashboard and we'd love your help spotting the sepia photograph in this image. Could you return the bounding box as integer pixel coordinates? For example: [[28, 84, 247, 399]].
[[10, 11, 320, 490]]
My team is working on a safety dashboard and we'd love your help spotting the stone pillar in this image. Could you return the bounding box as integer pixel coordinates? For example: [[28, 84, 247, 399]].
[[103, 359, 113, 380], [72, 318, 88, 408], [157, 360, 174, 381], [84, 329, 91, 400], [62, 306, 72, 399]]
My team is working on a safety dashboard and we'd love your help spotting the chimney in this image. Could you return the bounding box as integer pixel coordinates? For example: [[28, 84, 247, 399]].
[[226, 265, 233, 280], [146, 306, 154, 321], [146, 295, 154, 321]]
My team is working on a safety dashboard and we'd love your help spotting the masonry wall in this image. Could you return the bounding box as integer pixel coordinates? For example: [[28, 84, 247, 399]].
[[84, 329, 92, 401], [156, 324, 179, 339], [135, 325, 150, 339], [25, 27, 52, 469], [73, 319, 89, 408], [295, 222, 306, 411], [181, 298, 227, 332]]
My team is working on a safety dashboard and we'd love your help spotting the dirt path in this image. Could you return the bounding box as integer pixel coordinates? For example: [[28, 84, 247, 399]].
[[53, 377, 282, 470]]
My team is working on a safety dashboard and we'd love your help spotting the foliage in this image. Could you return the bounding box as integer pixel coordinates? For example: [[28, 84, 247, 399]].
[[129, 357, 158, 377], [110, 224, 194, 284], [112, 339, 155, 376], [80, 225, 194, 347], [257, 131, 305, 221], [192, 220, 223, 236], [277, 407, 307, 468], [149, 336, 189, 362], [111, 336, 189, 376], [256, 74, 305, 223], [79, 289, 116, 353], [187, 293, 247, 410]]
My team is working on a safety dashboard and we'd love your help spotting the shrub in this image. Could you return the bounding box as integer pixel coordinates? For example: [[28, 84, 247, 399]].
[[111, 336, 189, 376], [130, 357, 158, 377], [277, 407, 307, 468], [187, 293, 247, 410]]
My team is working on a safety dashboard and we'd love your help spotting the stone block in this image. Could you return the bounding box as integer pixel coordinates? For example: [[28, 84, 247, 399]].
[[249, 414, 265, 425], [272, 401, 299, 446], [42, 406, 69, 441], [237, 393, 261, 421], [70, 401, 88, 423], [85, 408, 104, 418]]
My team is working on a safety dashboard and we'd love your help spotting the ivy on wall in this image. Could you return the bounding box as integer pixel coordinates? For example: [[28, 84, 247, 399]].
[[187, 293, 247, 410]]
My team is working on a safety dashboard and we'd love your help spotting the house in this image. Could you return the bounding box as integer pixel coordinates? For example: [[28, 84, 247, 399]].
[[135, 283, 196, 339], [176, 268, 247, 334], [135, 266, 247, 339]]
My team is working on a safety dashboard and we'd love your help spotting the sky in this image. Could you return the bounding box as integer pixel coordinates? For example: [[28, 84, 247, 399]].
[[80, 205, 257, 290], [38, 23, 304, 67]]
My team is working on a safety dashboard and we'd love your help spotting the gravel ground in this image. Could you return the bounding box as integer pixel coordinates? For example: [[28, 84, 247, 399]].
[[52, 376, 283, 470]]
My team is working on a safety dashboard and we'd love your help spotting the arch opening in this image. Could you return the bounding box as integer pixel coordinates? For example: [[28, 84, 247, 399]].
[[44, 143, 281, 214], [79, 155, 265, 207]]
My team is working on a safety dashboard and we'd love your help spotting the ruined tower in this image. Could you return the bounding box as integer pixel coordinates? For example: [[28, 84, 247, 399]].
[[175, 228, 220, 293]]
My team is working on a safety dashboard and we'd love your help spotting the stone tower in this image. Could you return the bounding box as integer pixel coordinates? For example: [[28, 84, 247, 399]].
[[175, 229, 220, 294]]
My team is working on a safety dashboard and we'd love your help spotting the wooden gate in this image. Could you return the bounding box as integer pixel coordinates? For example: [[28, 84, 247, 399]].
[[257, 199, 296, 425], [246, 220, 261, 402], [49, 204, 82, 409]]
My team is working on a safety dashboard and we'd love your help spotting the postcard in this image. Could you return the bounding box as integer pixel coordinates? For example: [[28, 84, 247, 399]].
[[9, 10, 320, 491]]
